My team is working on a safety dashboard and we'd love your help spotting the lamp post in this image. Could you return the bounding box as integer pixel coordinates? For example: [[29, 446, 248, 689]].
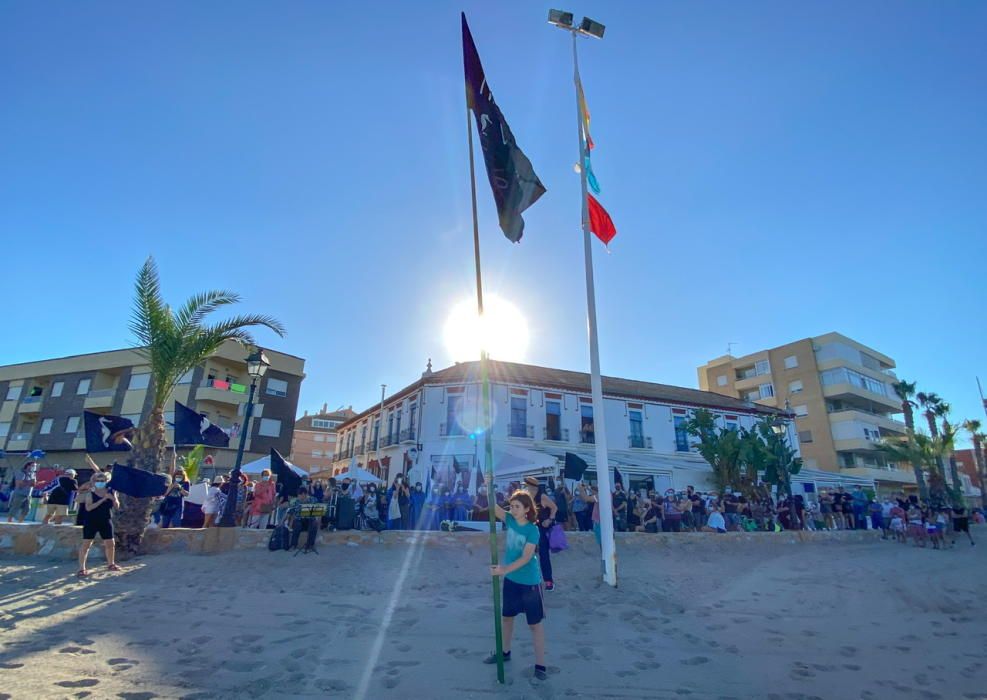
[[772, 402, 800, 531], [219, 348, 270, 527]]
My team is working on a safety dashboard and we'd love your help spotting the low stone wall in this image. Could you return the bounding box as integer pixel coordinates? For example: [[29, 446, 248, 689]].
[[0, 522, 882, 560]]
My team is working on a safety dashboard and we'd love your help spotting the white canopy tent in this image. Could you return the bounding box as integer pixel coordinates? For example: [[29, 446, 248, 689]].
[[240, 454, 307, 478]]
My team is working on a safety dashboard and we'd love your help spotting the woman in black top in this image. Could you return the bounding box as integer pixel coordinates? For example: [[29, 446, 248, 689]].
[[78, 472, 121, 577], [523, 476, 558, 591]]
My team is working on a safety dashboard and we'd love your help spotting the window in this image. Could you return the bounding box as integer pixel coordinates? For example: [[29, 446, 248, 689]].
[[784, 355, 798, 369], [0, 422, 10, 438], [793, 404, 809, 417], [258, 418, 282, 437], [545, 400, 562, 440], [509, 396, 528, 437], [266, 378, 288, 397], [6, 386, 21, 401], [788, 380, 803, 394], [387, 412, 395, 442], [311, 419, 339, 429], [51, 381, 64, 398], [372, 417, 380, 445], [66, 416, 80, 433], [312, 450, 322, 457], [123, 413, 142, 426], [409, 403, 417, 435], [725, 420, 738, 432], [629, 410, 644, 447], [798, 430, 813, 443], [40, 418, 54, 434], [129, 373, 150, 391], [77, 378, 91, 395], [314, 434, 325, 442], [716, 375, 727, 387], [360, 425, 367, 446], [755, 360, 771, 376], [759, 383, 775, 399], [446, 394, 464, 435], [178, 370, 194, 384], [580, 404, 594, 443], [674, 416, 689, 451]]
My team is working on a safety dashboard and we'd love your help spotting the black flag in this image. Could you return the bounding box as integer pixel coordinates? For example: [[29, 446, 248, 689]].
[[563, 452, 588, 482], [463, 13, 546, 243], [174, 401, 230, 447], [83, 411, 135, 452], [110, 463, 168, 498], [614, 465, 624, 488], [271, 448, 301, 498]]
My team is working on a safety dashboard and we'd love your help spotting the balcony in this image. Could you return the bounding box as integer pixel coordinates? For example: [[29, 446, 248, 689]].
[[509, 424, 534, 439], [440, 423, 466, 437], [16, 397, 43, 414], [355, 445, 366, 456], [84, 388, 116, 410], [6, 432, 32, 450], [196, 379, 249, 406], [833, 437, 882, 452], [543, 427, 570, 442], [337, 447, 352, 461], [400, 427, 417, 443], [822, 382, 899, 411], [628, 435, 653, 450], [828, 409, 906, 436], [579, 429, 595, 445]]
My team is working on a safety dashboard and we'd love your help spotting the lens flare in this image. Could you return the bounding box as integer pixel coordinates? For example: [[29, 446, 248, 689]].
[[442, 295, 529, 363]]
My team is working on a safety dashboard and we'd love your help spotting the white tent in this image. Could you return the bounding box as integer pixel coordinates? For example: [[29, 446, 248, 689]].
[[240, 454, 307, 477], [488, 444, 558, 482], [340, 466, 382, 484]]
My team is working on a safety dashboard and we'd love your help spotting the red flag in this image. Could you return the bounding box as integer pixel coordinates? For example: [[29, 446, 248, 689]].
[[587, 194, 616, 245]]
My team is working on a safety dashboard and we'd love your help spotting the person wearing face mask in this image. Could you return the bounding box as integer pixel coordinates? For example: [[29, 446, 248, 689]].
[[7, 462, 38, 523], [248, 470, 276, 529], [453, 484, 473, 521], [362, 484, 385, 532], [386, 475, 410, 530], [77, 472, 120, 577], [409, 482, 425, 529]]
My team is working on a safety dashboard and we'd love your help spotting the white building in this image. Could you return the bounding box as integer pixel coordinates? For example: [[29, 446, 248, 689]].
[[330, 360, 813, 494]]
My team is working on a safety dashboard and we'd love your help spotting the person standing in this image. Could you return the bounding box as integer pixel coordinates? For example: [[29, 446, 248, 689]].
[[483, 490, 548, 681], [77, 473, 120, 576], [386, 475, 409, 530], [6, 462, 38, 523], [409, 482, 425, 529], [160, 469, 190, 529], [612, 482, 628, 533], [523, 476, 558, 592], [248, 470, 276, 529], [42, 469, 78, 525]]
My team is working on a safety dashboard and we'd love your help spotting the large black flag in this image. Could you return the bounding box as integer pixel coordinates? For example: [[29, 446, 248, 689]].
[[271, 448, 301, 498], [174, 401, 230, 447], [84, 411, 135, 452], [563, 452, 588, 482], [462, 13, 546, 243], [110, 463, 168, 498]]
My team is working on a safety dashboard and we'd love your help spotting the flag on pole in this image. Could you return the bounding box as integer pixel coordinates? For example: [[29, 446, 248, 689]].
[[462, 13, 546, 243], [613, 465, 624, 488], [174, 401, 231, 448], [587, 194, 617, 246], [270, 448, 301, 498], [563, 452, 589, 481], [83, 411, 135, 452]]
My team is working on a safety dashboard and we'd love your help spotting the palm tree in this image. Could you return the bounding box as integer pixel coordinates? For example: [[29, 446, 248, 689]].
[[878, 432, 953, 506], [933, 402, 962, 492], [962, 419, 986, 510], [892, 379, 927, 500], [916, 391, 948, 487], [116, 257, 285, 556]]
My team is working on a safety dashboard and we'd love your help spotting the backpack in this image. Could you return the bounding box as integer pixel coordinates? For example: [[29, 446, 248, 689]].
[[268, 524, 291, 551]]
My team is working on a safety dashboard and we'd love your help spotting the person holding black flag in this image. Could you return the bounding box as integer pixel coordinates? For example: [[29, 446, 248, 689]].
[[77, 472, 120, 577]]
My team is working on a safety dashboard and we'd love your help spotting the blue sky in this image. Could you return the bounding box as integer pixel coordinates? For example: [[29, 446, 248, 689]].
[[1, 2, 985, 444]]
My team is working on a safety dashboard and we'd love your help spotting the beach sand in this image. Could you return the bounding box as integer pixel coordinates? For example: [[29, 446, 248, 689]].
[[1, 530, 985, 699]]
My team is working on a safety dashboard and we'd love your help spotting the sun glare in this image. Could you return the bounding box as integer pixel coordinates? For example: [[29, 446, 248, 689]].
[[443, 295, 530, 363]]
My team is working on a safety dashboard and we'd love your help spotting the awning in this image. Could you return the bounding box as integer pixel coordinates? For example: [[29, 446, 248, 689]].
[[793, 467, 875, 489]]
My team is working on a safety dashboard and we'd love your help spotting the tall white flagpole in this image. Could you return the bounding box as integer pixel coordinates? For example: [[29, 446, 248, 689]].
[[572, 30, 617, 587]]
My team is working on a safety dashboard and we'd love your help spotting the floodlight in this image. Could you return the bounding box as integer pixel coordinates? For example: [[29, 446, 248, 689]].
[[579, 17, 605, 38], [548, 9, 574, 28]]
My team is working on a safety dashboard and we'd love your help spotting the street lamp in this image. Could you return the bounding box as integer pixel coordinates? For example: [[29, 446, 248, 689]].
[[219, 348, 270, 527], [772, 402, 800, 530]]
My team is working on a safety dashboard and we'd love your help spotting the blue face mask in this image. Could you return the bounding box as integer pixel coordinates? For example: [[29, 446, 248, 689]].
[[262, 475, 271, 481], [94, 482, 107, 489]]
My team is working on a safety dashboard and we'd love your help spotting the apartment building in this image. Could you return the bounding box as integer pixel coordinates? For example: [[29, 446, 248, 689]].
[[0, 342, 304, 479], [290, 404, 356, 475], [329, 359, 806, 495], [698, 332, 913, 493]]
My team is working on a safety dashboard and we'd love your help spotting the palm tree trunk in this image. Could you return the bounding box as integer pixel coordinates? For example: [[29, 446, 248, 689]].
[[114, 408, 166, 558], [902, 403, 929, 501]]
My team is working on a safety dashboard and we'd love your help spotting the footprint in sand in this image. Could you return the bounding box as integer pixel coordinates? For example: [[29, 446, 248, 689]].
[[108, 658, 140, 666], [383, 677, 400, 689], [59, 646, 96, 655], [118, 693, 159, 700], [313, 679, 349, 692], [54, 680, 100, 688], [681, 657, 709, 666], [231, 634, 262, 645], [634, 661, 661, 670], [840, 646, 858, 658], [0, 663, 24, 669], [843, 664, 862, 671], [445, 648, 471, 660], [394, 643, 412, 652]]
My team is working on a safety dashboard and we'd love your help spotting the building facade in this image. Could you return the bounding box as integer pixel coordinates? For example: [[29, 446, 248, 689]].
[[0, 342, 304, 480], [329, 359, 806, 495], [290, 404, 356, 475], [698, 332, 913, 493]]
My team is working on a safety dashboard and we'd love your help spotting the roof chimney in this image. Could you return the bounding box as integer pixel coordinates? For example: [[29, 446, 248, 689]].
[[322, 402, 328, 414]]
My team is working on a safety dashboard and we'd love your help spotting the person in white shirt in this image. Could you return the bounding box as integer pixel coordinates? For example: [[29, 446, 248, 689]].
[[702, 505, 727, 533]]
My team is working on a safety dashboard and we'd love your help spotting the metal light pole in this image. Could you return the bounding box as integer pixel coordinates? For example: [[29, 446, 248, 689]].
[[772, 401, 799, 531], [373, 384, 386, 480], [549, 9, 617, 587], [219, 349, 270, 527]]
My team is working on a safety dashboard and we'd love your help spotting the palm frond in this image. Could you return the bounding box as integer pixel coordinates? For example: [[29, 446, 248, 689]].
[[204, 314, 287, 340], [173, 290, 242, 334], [129, 257, 168, 347]]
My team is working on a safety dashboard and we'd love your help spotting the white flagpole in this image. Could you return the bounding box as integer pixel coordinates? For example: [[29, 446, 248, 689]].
[[572, 30, 617, 587]]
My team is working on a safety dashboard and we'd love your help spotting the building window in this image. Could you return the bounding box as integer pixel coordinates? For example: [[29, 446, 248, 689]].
[[266, 378, 288, 397], [178, 370, 194, 384], [784, 355, 798, 369], [314, 434, 325, 442], [409, 403, 417, 436], [311, 419, 339, 429], [509, 397, 527, 437], [387, 412, 395, 443], [51, 381, 65, 398], [66, 416, 80, 433], [446, 394, 464, 436], [798, 430, 813, 443], [580, 404, 594, 443], [40, 418, 54, 435], [0, 422, 9, 438], [759, 383, 775, 399], [77, 378, 91, 395], [629, 410, 644, 448], [129, 373, 150, 391], [793, 404, 809, 417], [788, 379, 803, 394], [545, 400, 562, 440], [5, 386, 21, 401], [258, 418, 282, 437], [674, 416, 689, 451], [755, 360, 771, 376], [725, 420, 738, 432], [716, 375, 728, 387], [372, 417, 380, 445]]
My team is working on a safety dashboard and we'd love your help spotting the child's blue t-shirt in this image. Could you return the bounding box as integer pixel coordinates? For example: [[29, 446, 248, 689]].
[[504, 513, 541, 585]]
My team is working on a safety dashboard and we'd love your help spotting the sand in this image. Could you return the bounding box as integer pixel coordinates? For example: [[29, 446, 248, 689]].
[[1, 530, 985, 700]]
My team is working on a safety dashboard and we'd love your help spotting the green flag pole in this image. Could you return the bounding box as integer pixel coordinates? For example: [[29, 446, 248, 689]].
[[466, 93, 505, 684]]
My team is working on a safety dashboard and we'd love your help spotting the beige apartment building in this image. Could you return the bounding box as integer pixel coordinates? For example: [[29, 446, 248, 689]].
[[0, 342, 304, 480], [698, 332, 915, 493], [290, 404, 356, 476]]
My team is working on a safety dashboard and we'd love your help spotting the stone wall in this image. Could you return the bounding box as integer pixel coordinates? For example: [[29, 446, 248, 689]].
[[0, 522, 883, 561]]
